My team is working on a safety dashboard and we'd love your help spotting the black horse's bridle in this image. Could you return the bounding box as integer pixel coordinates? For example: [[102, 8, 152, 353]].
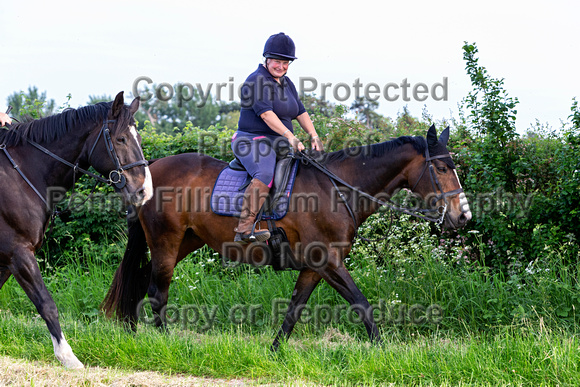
[[85, 119, 149, 189], [0, 118, 148, 208]]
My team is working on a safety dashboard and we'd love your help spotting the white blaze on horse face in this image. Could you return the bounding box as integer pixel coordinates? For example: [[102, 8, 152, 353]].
[[130, 125, 154, 204], [51, 333, 84, 369], [454, 169, 472, 220], [142, 167, 154, 203]]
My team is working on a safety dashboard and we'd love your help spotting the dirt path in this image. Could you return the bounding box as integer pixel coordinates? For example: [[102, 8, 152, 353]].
[[0, 356, 267, 386]]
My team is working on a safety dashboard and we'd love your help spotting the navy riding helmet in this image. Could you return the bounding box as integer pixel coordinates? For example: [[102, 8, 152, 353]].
[[263, 32, 297, 61]]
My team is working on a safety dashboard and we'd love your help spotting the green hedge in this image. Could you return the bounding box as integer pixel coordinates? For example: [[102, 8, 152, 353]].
[[38, 105, 580, 276]]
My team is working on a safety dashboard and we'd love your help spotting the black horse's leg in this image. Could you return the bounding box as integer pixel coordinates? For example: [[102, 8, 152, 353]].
[[271, 269, 322, 351], [318, 263, 382, 344], [0, 267, 12, 289], [9, 246, 83, 368]]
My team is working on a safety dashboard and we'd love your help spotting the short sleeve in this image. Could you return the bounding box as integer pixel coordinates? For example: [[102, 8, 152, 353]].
[[240, 75, 275, 117]]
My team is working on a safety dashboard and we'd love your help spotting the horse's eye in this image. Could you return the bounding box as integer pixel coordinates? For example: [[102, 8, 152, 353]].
[[437, 166, 447, 173], [117, 136, 127, 145]]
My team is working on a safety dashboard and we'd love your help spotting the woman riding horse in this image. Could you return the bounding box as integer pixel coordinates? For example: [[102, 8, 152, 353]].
[[232, 32, 324, 243]]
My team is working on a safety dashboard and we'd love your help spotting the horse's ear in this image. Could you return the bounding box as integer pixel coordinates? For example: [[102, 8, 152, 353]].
[[427, 124, 438, 147], [129, 96, 140, 115], [111, 91, 125, 119], [439, 126, 450, 146]]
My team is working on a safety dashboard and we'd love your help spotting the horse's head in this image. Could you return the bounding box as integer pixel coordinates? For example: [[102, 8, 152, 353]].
[[85, 92, 153, 206], [408, 125, 471, 229]]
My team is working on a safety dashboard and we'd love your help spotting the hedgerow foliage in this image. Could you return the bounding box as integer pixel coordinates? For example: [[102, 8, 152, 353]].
[[448, 43, 580, 269]]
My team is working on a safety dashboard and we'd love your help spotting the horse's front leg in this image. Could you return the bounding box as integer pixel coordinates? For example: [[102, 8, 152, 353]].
[[9, 245, 83, 369], [271, 268, 322, 351], [318, 262, 382, 345]]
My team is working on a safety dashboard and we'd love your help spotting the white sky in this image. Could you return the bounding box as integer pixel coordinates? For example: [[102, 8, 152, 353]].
[[1, 0, 578, 133]]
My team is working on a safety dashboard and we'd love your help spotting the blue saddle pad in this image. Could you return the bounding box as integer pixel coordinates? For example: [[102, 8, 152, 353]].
[[211, 161, 298, 220]]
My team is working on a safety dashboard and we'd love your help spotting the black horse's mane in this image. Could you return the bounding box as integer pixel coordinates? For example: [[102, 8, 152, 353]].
[[0, 102, 114, 147], [320, 135, 426, 165]]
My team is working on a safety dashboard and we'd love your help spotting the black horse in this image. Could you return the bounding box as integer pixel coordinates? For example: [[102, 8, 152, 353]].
[[0, 92, 153, 368]]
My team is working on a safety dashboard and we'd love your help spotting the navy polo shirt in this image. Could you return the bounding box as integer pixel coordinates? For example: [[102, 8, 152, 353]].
[[237, 64, 306, 136]]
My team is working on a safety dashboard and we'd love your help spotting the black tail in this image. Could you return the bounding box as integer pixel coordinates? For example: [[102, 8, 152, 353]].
[[101, 205, 151, 328]]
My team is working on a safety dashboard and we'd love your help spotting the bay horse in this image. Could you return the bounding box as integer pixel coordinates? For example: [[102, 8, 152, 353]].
[[102, 125, 471, 349], [0, 92, 153, 368]]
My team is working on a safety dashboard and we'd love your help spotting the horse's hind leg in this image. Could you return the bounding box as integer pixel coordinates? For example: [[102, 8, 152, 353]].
[[147, 229, 205, 328], [145, 232, 203, 330], [146, 248, 178, 330], [271, 269, 322, 351], [9, 246, 83, 368]]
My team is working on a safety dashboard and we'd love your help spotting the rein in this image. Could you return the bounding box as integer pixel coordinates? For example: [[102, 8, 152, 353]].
[[296, 148, 464, 232]]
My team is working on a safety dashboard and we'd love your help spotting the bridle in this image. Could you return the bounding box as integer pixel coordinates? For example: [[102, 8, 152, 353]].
[[0, 118, 148, 208], [86, 119, 149, 190], [409, 145, 465, 223]]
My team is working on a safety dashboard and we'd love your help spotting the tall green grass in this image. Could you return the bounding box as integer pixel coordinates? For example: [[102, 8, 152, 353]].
[[1, 217, 579, 385]]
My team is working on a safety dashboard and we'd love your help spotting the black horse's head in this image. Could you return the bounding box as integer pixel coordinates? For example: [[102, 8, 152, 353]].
[[84, 92, 153, 206]]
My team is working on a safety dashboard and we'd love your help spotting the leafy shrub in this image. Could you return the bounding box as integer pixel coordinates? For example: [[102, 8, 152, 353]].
[[449, 44, 580, 269]]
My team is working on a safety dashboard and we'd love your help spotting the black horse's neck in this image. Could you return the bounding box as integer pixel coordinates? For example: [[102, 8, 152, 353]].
[[2, 104, 111, 198], [38, 124, 101, 190]]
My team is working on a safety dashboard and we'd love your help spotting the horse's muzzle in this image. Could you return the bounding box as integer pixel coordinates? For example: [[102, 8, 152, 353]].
[[444, 208, 472, 229]]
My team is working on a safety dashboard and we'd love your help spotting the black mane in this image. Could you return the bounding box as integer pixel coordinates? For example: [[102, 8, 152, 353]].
[[321, 135, 426, 165], [0, 102, 113, 147]]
